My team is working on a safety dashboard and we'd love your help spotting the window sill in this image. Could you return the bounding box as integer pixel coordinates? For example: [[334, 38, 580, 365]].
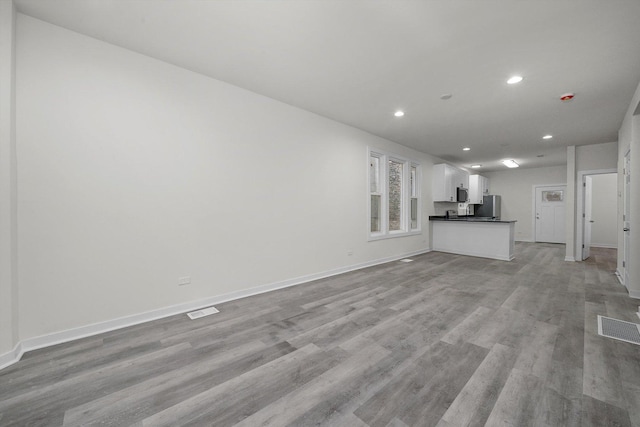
[[368, 229, 422, 241]]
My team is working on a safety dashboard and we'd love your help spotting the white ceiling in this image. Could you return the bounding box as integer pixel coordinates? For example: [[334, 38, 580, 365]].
[[14, 0, 640, 171]]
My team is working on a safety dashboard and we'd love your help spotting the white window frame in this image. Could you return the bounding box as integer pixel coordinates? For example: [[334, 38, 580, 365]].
[[368, 147, 421, 241]]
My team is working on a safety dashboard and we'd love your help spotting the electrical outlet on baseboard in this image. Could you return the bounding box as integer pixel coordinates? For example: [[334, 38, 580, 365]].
[[178, 276, 191, 286]]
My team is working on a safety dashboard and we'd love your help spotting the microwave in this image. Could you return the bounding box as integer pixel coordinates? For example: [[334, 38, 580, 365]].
[[456, 187, 468, 202]]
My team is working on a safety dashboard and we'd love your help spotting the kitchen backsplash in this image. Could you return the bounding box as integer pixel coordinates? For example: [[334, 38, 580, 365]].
[[433, 202, 457, 216], [433, 201, 474, 216]]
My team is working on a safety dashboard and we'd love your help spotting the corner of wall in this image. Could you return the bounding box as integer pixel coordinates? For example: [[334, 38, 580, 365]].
[[566, 146, 576, 261], [0, 0, 19, 356]]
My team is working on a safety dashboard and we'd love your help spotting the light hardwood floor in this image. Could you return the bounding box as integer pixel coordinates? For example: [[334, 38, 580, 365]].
[[1, 243, 639, 426]]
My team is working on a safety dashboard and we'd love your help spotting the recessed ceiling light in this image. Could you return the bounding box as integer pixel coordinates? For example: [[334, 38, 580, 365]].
[[502, 159, 519, 168], [507, 75, 523, 84], [462, 147, 471, 151], [394, 111, 405, 117], [471, 164, 481, 168], [440, 94, 452, 100], [543, 135, 553, 140]]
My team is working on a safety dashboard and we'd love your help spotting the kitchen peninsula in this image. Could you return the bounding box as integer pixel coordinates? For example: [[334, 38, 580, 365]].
[[429, 217, 517, 261]]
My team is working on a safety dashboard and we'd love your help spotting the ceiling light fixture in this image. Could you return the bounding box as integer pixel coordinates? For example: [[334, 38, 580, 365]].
[[502, 159, 519, 168], [463, 147, 471, 151], [543, 135, 553, 140], [471, 164, 481, 168], [507, 75, 523, 84], [394, 111, 405, 117]]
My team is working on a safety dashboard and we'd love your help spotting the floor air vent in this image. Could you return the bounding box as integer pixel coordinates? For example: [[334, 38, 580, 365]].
[[187, 306, 219, 320], [597, 315, 640, 345]]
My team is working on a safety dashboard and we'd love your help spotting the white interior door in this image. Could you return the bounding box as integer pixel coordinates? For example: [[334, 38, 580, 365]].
[[583, 176, 593, 260], [535, 185, 566, 243], [623, 151, 631, 287]]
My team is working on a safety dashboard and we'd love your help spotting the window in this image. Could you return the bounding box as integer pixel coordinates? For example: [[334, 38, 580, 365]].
[[410, 165, 418, 229], [370, 154, 381, 233], [368, 148, 421, 239], [388, 159, 404, 231], [542, 190, 563, 202]]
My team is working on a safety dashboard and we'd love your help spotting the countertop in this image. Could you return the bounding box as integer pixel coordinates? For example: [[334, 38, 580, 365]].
[[429, 216, 517, 223]]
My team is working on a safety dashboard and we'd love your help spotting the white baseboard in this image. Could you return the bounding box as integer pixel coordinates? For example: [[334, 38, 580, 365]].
[[432, 247, 513, 261], [590, 244, 617, 249], [564, 256, 576, 262], [515, 238, 534, 243], [0, 342, 23, 371], [615, 270, 625, 286], [0, 247, 431, 371], [628, 289, 640, 300]]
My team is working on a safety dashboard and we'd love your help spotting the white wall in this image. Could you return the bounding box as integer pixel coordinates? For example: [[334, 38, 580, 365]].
[[590, 173, 617, 248], [617, 79, 640, 299], [0, 0, 18, 357], [483, 165, 567, 242], [15, 15, 441, 342], [633, 114, 640, 297], [566, 146, 576, 260], [576, 141, 618, 171]]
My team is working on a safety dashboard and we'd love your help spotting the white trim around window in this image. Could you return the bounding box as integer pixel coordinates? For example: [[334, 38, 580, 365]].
[[368, 147, 421, 241]]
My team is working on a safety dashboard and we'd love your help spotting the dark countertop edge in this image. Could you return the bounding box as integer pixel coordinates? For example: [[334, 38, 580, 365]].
[[429, 216, 517, 223]]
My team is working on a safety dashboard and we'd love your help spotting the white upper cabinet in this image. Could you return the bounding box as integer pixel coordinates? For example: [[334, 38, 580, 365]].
[[469, 174, 489, 204], [433, 164, 470, 202], [452, 167, 469, 190]]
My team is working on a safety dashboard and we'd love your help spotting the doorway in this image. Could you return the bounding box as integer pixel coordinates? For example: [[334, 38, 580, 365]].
[[534, 185, 566, 243], [576, 169, 617, 261]]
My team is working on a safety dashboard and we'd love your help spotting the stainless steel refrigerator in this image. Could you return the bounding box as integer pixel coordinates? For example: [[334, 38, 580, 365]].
[[475, 195, 501, 219]]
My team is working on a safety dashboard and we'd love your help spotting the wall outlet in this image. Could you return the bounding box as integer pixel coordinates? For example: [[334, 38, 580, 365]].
[[178, 276, 191, 286]]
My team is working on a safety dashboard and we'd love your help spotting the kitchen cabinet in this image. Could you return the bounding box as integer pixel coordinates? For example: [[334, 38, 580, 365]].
[[452, 168, 469, 190], [469, 175, 489, 204], [430, 219, 516, 261], [432, 164, 469, 202]]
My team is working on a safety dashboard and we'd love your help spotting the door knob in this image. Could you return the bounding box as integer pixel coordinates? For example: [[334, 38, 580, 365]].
[[623, 227, 630, 232], [589, 220, 595, 223]]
